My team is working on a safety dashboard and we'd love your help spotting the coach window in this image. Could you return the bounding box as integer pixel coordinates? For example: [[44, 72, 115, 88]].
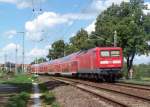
[[111, 50, 120, 57], [100, 50, 110, 57]]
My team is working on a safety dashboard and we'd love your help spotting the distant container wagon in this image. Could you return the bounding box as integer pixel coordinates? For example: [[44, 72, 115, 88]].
[[31, 47, 123, 82]]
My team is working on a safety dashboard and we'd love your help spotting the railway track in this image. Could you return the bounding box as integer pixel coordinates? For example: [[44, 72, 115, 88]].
[[51, 77, 150, 107]]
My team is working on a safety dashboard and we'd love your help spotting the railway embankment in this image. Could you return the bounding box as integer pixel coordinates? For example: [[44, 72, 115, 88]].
[[118, 79, 150, 86], [0, 74, 150, 107], [51, 76, 150, 107], [0, 73, 33, 107]]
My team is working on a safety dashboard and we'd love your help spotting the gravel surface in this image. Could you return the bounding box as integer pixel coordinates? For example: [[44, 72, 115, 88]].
[[58, 77, 150, 107], [53, 85, 111, 107], [97, 83, 150, 100], [78, 84, 150, 107], [38, 76, 115, 107], [38, 76, 150, 107]]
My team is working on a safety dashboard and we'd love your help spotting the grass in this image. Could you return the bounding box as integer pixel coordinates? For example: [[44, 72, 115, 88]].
[[0, 73, 33, 83], [141, 77, 150, 81], [41, 91, 60, 107], [0, 74, 35, 93], [3, 74, 32, 83], [51, 102, 60, 107], [120, 78, 150, 85], [42, 91, 56, 105], [0, 73, 61, 106], [5, 92, 30, 107]]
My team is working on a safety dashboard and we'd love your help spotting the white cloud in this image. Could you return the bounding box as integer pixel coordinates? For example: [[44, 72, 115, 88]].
[[27, 48, 48, 58], [85, 20, 96, 34], [0, 0, 46, 9], [85, 0, 129, 14], [2, 43, 21, 52], [88, 0, 149, 15], [134, 54, 150, 64], [0, 43, 22, 63], [143, 2, 150, 15], [145, 2, 150, 9], [0, 0, 31, 9], [25, 12, 69, 41], [25, 11, 94, 41], [4, 30, 17, 39], [45, 44, 51, 50], [25, 45, 51, 63]]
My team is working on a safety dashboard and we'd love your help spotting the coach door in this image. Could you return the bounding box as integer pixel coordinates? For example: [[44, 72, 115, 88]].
[[71, 61, 78, 72]]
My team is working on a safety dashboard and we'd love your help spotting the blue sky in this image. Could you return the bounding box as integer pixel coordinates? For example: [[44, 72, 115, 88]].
[[0, 0, 150, 64]]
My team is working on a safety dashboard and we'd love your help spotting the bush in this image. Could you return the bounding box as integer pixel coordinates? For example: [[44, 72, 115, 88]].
[[5, 92, 30, 107], [39, 83, 48, 92], [18, 92, 30, 101], [42, 91, 56, 105], [51, 102, 60, 107]]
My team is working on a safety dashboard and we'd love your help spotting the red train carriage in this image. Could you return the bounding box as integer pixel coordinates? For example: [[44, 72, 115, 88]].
[[39, 62, 49, 74], [31, 47, 123, 82], [31, 62, 48, 74], [31, 64, 39, 74]]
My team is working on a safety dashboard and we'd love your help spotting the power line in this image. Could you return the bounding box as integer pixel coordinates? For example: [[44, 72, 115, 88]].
[[58, 0, 93, 41]]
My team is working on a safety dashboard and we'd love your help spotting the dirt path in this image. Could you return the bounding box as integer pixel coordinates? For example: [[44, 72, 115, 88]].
[[31, 82, 42, 107]]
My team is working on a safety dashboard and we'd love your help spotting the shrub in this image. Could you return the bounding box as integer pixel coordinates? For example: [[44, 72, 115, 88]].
[[51, 102, 60, 107], [39, 83, 48, 92], [5, 92, 30, 107], [18, 92, 30, 101], [42, 91, 56, 105]]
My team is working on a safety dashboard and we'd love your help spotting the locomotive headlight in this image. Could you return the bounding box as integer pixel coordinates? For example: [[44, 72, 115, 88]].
[[113, 60, 121, 64], [100, 61, 109, 64]]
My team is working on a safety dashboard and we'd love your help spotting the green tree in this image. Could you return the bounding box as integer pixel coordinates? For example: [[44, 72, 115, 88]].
[[94, 0, 150, 79], [143, 14, 150, 39], [31, 57, 47, 64], [47, 48, 55, 60], [64, 44, 76, 55], [70, 29, 91, 51], [47, 40, 65, 60]]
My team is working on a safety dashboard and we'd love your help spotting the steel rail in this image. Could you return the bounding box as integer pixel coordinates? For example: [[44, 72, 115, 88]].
[[51, 77, 130, 107], [56, 77, 150, 103]]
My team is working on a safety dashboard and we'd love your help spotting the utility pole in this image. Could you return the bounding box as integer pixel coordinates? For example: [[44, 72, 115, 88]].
[[17, 32, 25, 72], [114, 30, 117, 47], [4, 52, 7, 71], [9, 59, 11, 72], [15, 44, 18, 74]]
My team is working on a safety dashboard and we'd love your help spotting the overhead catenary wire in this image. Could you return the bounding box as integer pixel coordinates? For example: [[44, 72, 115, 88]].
[[31, 0, 45, 73], [58, 0, 93, 41]]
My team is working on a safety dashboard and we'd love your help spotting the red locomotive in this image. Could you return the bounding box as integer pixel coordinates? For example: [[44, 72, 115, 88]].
[[31, 47, 123, 82]]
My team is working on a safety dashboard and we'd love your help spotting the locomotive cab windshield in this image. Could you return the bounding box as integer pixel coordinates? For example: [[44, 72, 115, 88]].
[[100, 50, 120, 57], [99, 48, 122, 68]]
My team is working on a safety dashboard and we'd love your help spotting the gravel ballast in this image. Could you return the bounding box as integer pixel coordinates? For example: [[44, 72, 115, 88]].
[[38, 76, 114, 107], [53, 85, 111, 107]]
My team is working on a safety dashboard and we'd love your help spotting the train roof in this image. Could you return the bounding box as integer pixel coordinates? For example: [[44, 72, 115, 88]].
[[31, 47, 122, 66]]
